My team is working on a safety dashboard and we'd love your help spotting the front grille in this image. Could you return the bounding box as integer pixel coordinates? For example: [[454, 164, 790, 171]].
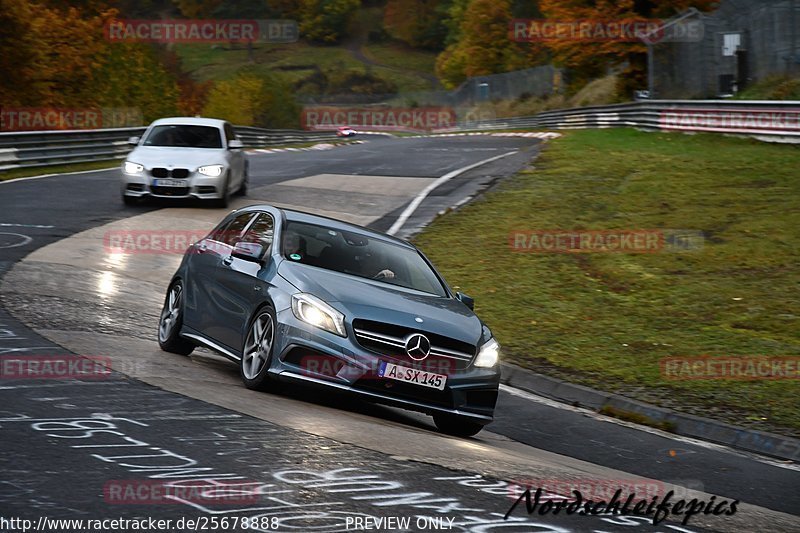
[[150, 167, 189, 178], [352, 319, 475, 372], [151, 186, 189, 196]]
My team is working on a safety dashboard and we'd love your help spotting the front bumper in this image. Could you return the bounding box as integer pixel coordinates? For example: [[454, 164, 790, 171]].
[[122, 169, 227, 200], [269, 308, 500, 424]]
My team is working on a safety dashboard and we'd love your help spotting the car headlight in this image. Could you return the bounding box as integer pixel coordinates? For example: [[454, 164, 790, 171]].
[[198, 164, 224, 177], [123, 161, 144, 175], [291, 293, 346, 337], [474, 338, 500, 368]]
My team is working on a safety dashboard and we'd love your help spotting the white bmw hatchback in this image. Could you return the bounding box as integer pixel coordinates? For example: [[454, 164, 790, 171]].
[[121, 117, 248, 207]]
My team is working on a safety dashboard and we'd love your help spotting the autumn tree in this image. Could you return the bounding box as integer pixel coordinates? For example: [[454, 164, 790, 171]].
[[300, 0, 360, 44], [173, 0, 225, 18], [15, 4, 113, 107], [436, 0, 545, 89], [1, 0, 183, 122], [538, 0, 716, 95], [203, 73, 299, 128], [91, 42, 179, 121], [0, 0, 41, 106], [383, 0, 449, 49]]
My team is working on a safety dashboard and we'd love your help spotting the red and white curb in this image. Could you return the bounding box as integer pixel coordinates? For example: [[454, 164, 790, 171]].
[[399, 131, 561, 140], [247, 140, 365, 154]]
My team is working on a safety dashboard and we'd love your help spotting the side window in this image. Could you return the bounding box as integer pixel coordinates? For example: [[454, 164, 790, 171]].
[[241, 213, 274, 253], [210, 212, 255, 246]]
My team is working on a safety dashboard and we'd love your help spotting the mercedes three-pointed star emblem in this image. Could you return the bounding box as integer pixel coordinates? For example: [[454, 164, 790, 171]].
[[405, 333, 431, 361]]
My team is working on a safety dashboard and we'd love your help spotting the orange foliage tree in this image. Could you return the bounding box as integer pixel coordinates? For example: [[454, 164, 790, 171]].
[[538, 0, 716, 95], [436, 0, 546, 89]]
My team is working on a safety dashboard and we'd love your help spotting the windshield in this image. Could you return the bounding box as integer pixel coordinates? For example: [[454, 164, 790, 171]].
[[143, 125, 222, 148], [282, 221, 447, 297]]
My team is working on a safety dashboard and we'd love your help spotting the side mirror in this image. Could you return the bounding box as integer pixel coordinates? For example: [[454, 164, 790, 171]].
[[231, 242, 264, 263], [456, 292, 474, 310], [127, 136, 140, 146], [228, 139, 244, 150]]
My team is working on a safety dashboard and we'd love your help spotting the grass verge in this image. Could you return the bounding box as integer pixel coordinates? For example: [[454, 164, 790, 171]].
[[414, 128, 800, 435], [0, 160, 119, 182]]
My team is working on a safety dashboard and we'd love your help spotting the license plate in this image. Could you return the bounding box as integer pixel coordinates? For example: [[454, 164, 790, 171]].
[[153, 178, 187, 187], [378, 362, 447, 390]]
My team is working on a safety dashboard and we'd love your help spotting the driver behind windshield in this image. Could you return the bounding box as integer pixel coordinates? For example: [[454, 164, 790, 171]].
[[357, 246, 395, 280]]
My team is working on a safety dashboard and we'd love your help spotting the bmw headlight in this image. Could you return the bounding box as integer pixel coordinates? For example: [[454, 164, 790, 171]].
[[291, 293, 346, 337], [198, 164, 224, 177], [474, 338, 500, 368], [123, 161, 144, 175]]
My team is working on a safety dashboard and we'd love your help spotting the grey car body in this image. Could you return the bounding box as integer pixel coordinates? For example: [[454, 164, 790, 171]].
[[121, 117, 247, 207], [158, 205, 501, 436]]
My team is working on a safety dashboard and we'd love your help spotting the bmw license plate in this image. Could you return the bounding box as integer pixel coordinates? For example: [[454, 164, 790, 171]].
[[153, 178, 188, 187], [378, 362, 447, 390]]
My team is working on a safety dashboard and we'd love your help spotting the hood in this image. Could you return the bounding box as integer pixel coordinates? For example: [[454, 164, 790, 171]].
[[278, 261, 483, 345], [127, 146, 227, 169]]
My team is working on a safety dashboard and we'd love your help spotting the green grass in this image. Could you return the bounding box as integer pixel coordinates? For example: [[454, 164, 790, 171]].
[[735, 75, 800, 100], [175, 39, 437, 95], [177, 42, 364, 84], [414, 128, 800, 433], [0, 160, 119, 181], [362, 42, 438, 74]]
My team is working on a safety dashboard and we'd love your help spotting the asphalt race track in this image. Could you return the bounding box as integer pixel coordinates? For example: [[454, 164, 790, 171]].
[[0, 135, 798, 532]]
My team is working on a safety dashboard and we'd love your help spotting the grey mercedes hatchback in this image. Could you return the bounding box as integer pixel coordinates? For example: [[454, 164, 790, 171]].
[[158, 205, 500, 436]]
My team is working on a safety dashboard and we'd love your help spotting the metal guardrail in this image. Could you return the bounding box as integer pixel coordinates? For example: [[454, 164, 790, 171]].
[[0, 126, 338, 171], [449, 100, 800, 143], [2, 101, 798, 171]]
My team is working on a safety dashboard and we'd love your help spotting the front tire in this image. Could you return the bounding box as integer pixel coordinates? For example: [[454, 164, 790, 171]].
[[214, 173, 231, 208], [158, 281, 194, 355], [122, 194, 137, 206], [433, 413, 485, 438], [240, 307, 276, 391]]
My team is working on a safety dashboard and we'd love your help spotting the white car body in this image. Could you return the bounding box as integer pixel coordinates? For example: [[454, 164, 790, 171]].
[[121, 117, 247, 207]]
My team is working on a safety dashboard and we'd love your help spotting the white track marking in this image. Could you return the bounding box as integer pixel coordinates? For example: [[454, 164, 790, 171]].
[[387, 151, 517, 235]]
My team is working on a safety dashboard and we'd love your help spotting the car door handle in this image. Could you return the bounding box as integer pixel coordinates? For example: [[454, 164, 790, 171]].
[[196, 243, 207, 253], [222, 256, 233, 266]]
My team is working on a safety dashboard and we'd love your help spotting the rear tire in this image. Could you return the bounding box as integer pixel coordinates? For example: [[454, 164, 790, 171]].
[[240, 307, 277, 391], [236, 164, 248, 196], [433, 413, 485, 438], [158, 281, 195, 355]]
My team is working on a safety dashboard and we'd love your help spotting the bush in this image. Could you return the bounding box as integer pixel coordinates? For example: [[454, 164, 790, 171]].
[[203, 73, 300, 128]]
